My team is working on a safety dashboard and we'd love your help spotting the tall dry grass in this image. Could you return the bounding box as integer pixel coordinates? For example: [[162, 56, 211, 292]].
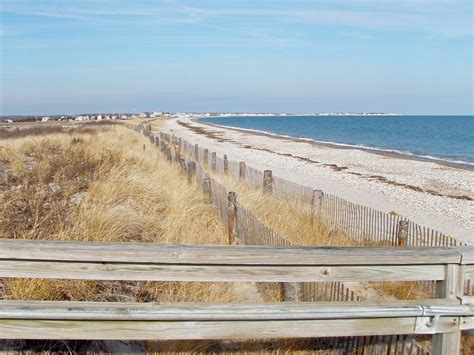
[[0, 123, 268, 352]]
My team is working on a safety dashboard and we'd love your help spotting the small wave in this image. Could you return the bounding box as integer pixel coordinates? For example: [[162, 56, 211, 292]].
[[198, 119, 474, 167]]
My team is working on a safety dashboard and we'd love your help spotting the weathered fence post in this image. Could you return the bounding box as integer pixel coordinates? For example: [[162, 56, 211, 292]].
[[311, 189, 324, 224], [223, 155, 229, 176], [203, 149, 209, 166], [211, 152, 217, 172], [239, 162, 246, 181], [143, 144, 146, 152], [203, 178, 212, 203], [0, 166, 8, 185], [397, 220, 409, 246], [166, 146, 172, 162], [187, 162, 196, 184], [432, 265, 464, 355], [227, 191, 237, 244], [179, 158, 186, 173], [175, 143, 181, 163], [263, 170, 273, 194], [194, 144, 199, 162], [284, 282, 302, 302], [154, 136, 160, 147]]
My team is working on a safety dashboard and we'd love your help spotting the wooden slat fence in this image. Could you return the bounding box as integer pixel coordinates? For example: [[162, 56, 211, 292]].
[[164, 131, 469, 250], [137, 124, 474, 353]]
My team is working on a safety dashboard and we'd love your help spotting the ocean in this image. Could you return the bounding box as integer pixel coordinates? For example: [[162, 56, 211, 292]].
[[199, 115, 474, 166]]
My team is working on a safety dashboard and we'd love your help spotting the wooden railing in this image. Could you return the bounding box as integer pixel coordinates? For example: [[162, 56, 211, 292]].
[[0, 239, 472, 354]]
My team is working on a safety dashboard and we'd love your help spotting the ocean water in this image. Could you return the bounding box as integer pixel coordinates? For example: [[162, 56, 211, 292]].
[[199, 115, 474, 166]]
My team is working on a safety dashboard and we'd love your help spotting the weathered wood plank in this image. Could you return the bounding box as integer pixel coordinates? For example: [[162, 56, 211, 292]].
[[0, 299, 469, 321], [0, 239, 467, 265], [0, 260, 446, 282], [465, 264, 474, 279], [460, 316, 473, 330], [0, 317, 459, 340]]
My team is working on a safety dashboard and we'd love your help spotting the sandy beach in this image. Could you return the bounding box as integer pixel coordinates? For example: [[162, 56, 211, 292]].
[[162, 117, 474, 244]]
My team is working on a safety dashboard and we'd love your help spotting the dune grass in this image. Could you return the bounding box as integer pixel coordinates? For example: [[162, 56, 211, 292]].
[[0, 123, 262, 352]]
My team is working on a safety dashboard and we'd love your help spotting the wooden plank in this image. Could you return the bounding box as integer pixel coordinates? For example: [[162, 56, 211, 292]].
[[3, 299, 463, 321], [0, 260, 446, 282], [460, 316, 474, 330], [0, 239, 466, 265], [0, 317, 459, 340], [465, 264, 474, 279]]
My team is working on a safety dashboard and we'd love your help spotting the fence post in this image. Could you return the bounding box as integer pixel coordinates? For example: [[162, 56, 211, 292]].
[[194, 144, 199, 162], [284, 282, 302, 302], [211, 152, 217, 172], [179, 158, 186, 173], [239, 162, 246, 181], [432, 264, 464, 355], [203, 178, 212, 203], [397, 220, 409, 246], [227, 191, 237, 245], [203, 149, 209, 166], [166, 146, 172, 162], [263, 170, 273, 194], [187, 162, 196, 184], [311, 189, 324, 224], [154, 136, 160, 147], [224, 155, 229, 176], [174, 143, 181, 163]]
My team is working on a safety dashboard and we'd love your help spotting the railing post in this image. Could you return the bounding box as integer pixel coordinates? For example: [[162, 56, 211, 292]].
[[263, 170, 273, 194], [194, 144, 199, 162], [203, 177, 212, 203], [310, 189, 323, 224], [227, 191, 237, 244], [223, 155, 229, 176], [239, 162, 246, 181], [203, 149, 209, 166], [187, 162, 196, 184], [397, 220, 409, 246], [432, 264, 464, 355], [211, 152, 217, 172]]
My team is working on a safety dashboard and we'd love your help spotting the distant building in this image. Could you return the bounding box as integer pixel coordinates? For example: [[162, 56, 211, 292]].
[[41, 117, 50, 122]]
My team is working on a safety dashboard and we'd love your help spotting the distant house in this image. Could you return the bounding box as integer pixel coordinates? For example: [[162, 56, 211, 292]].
[[41, 117, 50, 122], [97, 115, 103, 120]]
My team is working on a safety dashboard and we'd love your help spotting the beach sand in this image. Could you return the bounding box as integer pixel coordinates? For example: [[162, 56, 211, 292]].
[[162, 118, 474, 244]]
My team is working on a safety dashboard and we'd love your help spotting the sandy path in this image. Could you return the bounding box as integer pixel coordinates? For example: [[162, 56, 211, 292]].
[[162, 118, 474, 244]]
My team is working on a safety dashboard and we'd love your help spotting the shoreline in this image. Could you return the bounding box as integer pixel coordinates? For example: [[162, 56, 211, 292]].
[[163, 118, 474, 243], [197, 119, 474, 172]]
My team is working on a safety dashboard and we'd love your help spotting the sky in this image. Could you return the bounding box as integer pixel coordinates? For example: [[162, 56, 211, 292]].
[[0, 0, 473, 115]]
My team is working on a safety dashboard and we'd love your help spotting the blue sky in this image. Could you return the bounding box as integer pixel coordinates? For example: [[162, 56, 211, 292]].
[[0, 0, 472, 115]]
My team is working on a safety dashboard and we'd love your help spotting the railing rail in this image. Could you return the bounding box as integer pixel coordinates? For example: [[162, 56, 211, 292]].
[[0, 239, 472, 353]]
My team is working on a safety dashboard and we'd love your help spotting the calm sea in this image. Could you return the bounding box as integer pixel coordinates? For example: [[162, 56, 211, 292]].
[[199, 115, 474, 166]]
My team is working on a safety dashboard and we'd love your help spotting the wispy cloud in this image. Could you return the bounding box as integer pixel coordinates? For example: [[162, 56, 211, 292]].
[[1, 0, 472, 38]]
